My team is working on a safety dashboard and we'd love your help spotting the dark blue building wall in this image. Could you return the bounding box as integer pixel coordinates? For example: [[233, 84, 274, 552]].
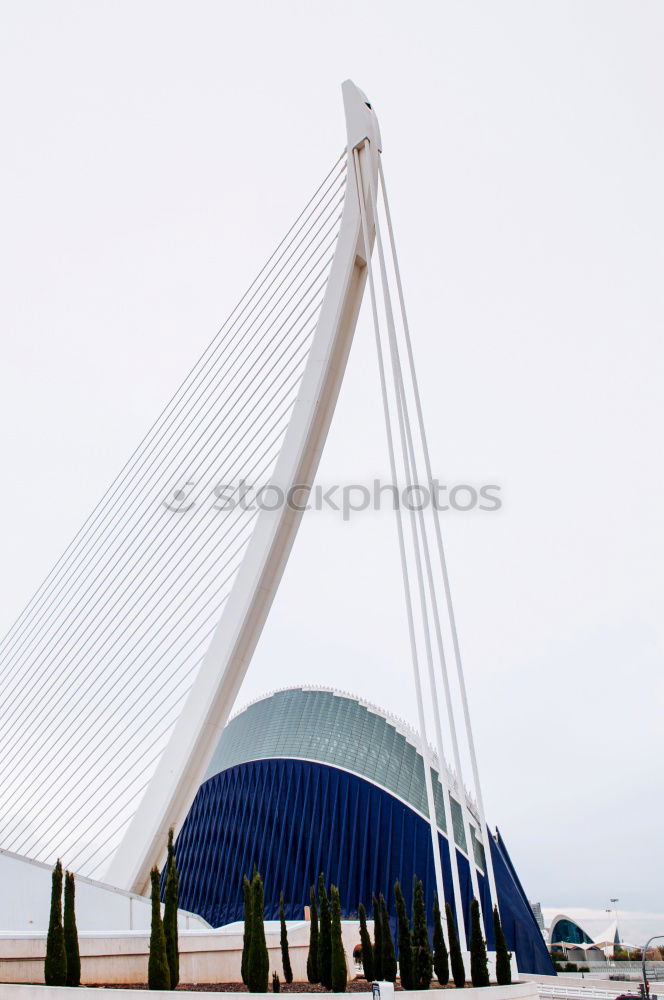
[[174, 758, 553, 976]]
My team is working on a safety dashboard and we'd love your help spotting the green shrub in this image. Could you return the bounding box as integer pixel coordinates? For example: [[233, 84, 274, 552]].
[[380, 894, 397, 983], [564, 962, 579, 973], [148, 866, 171, 991], [272, 971, 281, 992], [469, 899, 489, 987], [446, 903, 466, 988], [412, 877, 432, 989], [247, 870, 269, 992], [164, 828, 179, 989], [493, 905, 511, 985], [395, 880, 414, 989], [432, 895, 449, 986], [64, 870, 80, 987], [45, 859, 67, 986], [358, 902, 375, 982], [318, 874, 332, 989], [242, 875, 252, 985], [307, 885, 320, 983], [279, 891, 293, 984], [373, 893, 384, 981], [331, 885, 347, 992]]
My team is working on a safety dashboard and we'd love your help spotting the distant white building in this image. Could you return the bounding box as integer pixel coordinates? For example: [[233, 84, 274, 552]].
[[530, 906, 642, 963]]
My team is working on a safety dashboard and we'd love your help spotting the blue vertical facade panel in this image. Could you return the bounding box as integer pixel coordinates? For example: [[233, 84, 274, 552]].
[[490, 833, 555, 975], [173, 758, 554, 976]]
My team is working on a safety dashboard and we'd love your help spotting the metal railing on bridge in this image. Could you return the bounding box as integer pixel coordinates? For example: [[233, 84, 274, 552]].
[[538, 985, 659, 1000]]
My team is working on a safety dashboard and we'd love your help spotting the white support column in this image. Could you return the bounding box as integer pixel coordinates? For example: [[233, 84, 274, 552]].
[[372, 159, 484, 926], [377, 159, 500, 917], [352, 143, 449, 940], [106, 81, 382, 895], [362, 155, 468, 945]]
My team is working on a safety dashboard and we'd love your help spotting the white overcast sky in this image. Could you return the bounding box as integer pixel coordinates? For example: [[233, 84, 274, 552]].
[[1, 1, 662, 932]]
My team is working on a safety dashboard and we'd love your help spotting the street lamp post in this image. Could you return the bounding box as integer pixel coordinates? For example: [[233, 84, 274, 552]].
[[642, 935, 664, 997]]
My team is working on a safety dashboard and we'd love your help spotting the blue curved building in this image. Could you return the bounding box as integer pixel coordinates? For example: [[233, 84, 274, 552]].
[[174, 687, 553, 976], [549, 916, 594, 947]]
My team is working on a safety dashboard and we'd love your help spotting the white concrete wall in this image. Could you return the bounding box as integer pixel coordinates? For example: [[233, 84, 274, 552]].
[[0, 910, 518, 988], [0, 983, 539, 1000], [0, 849, 207, 934], [0, 920, 357, 986]]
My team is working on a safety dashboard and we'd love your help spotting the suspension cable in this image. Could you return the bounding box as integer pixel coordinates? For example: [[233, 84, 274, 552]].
[[378, 158, 499, 913], [352, 143, 449, 938]]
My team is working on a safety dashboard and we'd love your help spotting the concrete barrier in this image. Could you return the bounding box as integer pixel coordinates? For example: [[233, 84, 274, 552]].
[[0, 932, 518, 988], [0, 924, 309, 985], [0, 920, 365, 986], [0, 982, 539, 1000]]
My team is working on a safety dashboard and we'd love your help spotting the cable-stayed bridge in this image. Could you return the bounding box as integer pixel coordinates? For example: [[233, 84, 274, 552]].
[[0, 82, 498, 943]]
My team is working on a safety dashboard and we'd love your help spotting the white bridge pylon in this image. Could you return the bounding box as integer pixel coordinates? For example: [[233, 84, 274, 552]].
[[107, 82, 383, 893], [0, 81, 498, 938]]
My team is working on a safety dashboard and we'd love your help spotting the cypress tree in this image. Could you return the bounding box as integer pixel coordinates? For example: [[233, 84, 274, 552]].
[[446, 902, 466, 988], [148, 866, 171, 991], [44, 859, 67, 986], [432, 895, 449, 986], [469, 899, 489, 988], [372, 893, 384, 981], [394, 880, 413, 990], [358, 902, 375, 982], [330, 885, 347, 992], [242, 874, 252, 986], [247, 870, 269, 992], [164, 828, 180, 990], [272, 971, 281, 993], [318, 873, 332, 990], [307, 885, 320, 983], [64, 870, 80, 987], [493, 906, 512, 986], [380, 894, 397, 983], [412, 877, 432, 989], [279, 891, 293, 984]]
